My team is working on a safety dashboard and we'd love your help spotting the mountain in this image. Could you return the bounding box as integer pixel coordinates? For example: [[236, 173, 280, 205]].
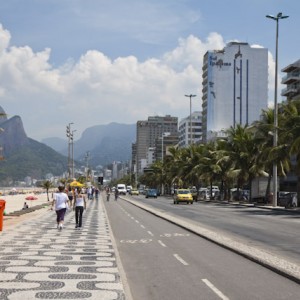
[[0, 106, 68, 184], [43, 122, 136, 167], [74, 122, 136, 166], [41, 137, 66, 153]]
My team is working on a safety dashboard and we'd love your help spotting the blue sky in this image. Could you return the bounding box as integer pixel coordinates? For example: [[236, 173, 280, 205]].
[[0, 0, 298, 141]]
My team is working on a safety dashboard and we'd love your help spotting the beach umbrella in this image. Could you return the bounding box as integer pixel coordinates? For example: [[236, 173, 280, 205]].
[[25, 195, 38, 207], [70, 180, 84, 188], [25, 195, 38, 200]]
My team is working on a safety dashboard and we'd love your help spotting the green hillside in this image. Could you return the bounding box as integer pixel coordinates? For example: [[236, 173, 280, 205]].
[[0, 138, 67, 184]]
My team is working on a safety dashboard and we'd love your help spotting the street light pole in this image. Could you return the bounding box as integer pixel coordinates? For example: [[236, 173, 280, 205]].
[[185, 94, 196, 145], [71, 130, 76, 179], [266, 12, 289, 207], [161, 132, 170, 195], [85, 151, 90, 181], [66, 122, 73, 179]]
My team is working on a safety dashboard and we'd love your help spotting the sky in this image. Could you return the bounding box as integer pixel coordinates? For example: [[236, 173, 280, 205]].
[[0, 0, 298, 142]]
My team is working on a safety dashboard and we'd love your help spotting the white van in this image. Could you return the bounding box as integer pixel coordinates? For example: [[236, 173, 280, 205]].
[[117, 184, 127, 195]]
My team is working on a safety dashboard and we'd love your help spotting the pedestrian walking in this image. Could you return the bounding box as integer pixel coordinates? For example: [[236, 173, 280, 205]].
[[73, 187, 87, 229], [114, 188, 119, 201], [95, 187, 100, 200], [52, 186, 69, 231], [87, 186, 92, 200], [67, 187, 74, 207], [106, 187, 110, 201]]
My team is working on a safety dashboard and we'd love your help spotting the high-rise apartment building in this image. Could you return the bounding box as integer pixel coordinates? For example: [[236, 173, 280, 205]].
[[136, 115, 178, 173], [178, 111, 202, 147], [202, 42, 268, 142], [281, 59, 300, 101]]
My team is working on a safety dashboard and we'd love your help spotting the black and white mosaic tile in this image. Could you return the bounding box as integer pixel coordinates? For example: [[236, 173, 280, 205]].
[[0, 197, 126, 299]]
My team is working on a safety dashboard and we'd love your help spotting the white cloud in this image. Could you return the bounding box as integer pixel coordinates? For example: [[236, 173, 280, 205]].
[[0, 25, 274, 141]]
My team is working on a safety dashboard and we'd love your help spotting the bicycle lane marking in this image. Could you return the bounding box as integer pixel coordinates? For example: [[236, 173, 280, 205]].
[[202, 278, 230, 300]]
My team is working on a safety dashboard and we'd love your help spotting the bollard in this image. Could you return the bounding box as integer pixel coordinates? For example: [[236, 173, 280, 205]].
[[0, 199, 6, 231]]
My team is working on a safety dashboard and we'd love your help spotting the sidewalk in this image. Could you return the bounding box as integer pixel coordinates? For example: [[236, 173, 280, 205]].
[[0, 194, 128, 300]]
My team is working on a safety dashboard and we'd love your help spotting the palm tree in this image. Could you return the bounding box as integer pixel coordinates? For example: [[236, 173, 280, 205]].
[[281, 99, 300, 201], [219, 124, 264, 201], [252, 106, 292, 202], [41, 180, 55, 201]]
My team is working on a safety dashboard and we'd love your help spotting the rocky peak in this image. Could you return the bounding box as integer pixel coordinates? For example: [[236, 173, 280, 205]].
[[0, 113, 28, 156]]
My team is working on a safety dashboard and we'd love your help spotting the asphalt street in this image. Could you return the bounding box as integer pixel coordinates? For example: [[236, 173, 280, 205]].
[[127, 195, 300, 267], [104, 196, 300, 300]]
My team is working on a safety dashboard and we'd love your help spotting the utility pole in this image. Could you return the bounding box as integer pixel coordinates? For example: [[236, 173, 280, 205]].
[[66, 123, 73, 179], [71, 130, 76, 179], [85, 151, 90, 181], [185, 94, 196, 145], [266, 12, 289, 206]]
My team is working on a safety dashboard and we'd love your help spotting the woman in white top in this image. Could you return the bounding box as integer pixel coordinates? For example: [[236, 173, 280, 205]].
[[52, 185, 69, 231], [73, 187, 87, 229]]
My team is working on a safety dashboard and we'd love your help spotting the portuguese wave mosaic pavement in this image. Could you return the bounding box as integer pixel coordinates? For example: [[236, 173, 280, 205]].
[[0, 196, 126, 300]]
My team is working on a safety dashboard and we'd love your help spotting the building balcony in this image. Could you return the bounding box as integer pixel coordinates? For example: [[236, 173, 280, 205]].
[[281, 60, 300, 73], [281, 85, 300, 97], [281, 72, 300, 84]]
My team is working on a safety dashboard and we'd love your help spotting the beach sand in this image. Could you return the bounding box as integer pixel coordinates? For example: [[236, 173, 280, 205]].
[[0, 190, 56, 230], [0, 190, 52, 214]]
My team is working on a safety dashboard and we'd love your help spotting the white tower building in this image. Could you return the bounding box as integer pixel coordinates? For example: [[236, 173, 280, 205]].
[[202, 42, 268, 141], [178, 111, 202, 147]]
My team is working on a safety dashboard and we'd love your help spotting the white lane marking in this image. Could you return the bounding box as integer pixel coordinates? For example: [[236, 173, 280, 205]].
[[202, 279, 230, 300], [140, 225, 145, 229], [120, 239, 152, 244], [147, 231, 154, 236], [173, 254, 189, 266], [158, 240, 167, 247], [135, 220, 140, 223]]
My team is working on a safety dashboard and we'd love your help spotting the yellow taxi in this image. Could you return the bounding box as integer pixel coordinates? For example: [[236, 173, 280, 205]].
[[173, 189, 193, 204], [130, 189, 139, 196]]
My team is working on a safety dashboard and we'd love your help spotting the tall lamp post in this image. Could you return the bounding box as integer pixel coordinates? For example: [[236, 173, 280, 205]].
[[71, 130, 76, 179], [85, 151, 90, 181], [266, 12, 289, 207], [185, 94, 196, 145], [161, 132, 170, 195], [66, 122, 73, 179]]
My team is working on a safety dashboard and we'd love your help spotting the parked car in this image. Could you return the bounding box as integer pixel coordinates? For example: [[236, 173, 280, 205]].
[[278, 192, 298, 208], [174, 189, 193, 204], [198, 188, 208, 200], [206, 186, 220, 200], [138, 188, 144, 194], [145, 189, 157, 198], [190, 187, 198, 201], [130, 189, 139, 196]]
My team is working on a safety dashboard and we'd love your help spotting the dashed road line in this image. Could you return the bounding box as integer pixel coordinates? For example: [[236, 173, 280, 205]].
[[147, 231, 154, 236], [173, 254, 189, 266], [158, 240, 167, 247], [140, 225, 145, 229], [202, 279, 230, 300]]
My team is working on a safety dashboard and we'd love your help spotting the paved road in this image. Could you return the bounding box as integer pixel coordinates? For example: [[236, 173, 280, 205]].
[[104, 198, 300, 300], [130, 195, 300, 266], [0, 194, 128, 300]]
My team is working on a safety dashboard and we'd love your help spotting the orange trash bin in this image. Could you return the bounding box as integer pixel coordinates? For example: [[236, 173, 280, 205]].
[[0, 199, 6, 231]]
